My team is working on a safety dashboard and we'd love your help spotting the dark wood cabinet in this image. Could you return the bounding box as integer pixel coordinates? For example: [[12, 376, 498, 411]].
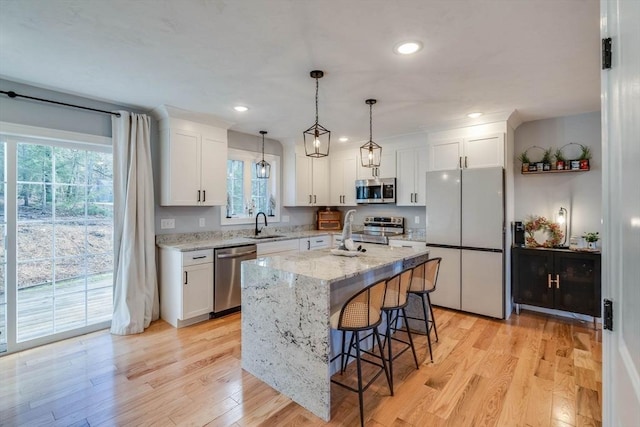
[[512, 247, 601, 317]]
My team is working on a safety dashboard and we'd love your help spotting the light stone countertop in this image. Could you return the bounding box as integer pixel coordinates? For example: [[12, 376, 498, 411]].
[[246, 243, 427, 282], [156, 230, 339, 252]]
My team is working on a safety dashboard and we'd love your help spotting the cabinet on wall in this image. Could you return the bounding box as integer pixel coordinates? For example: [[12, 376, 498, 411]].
[[156, 106, 230, 206], [357, 149, 396, 179], [159, 249, 214, 327], [287, 154, 329, 206], [512, 247, 601, 317], [330, 154, 358, 206], [428, 133, 504, 171], [396, 147, 428, 206]]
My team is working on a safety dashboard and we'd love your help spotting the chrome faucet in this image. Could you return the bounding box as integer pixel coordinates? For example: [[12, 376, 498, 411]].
[[255, 212, 267, 236]]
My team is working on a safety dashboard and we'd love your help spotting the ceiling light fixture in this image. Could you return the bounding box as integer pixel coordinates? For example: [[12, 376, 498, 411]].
[[234, 105, 249, 112], [256, 131, 271, 179], [467, 112, 483, 118], [394, 41, 423, 55], [303, 70, 330, 158], [360, 99, 382, 168], [339, 137, 349, 142]]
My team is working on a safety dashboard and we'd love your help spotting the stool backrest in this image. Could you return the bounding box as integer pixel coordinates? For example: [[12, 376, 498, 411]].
[[383, 269, 413, 309], [409, 257, 442, 293], [337, 280, 387, 330]]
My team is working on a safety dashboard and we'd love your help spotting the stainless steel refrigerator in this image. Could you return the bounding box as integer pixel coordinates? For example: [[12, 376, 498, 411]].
[[425, 167, 505, 318]]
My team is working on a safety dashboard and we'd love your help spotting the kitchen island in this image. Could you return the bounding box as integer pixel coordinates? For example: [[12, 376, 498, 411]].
[[241, 244, 429, 421]]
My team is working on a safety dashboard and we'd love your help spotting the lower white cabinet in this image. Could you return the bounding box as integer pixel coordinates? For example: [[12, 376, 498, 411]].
[[388, 239, 426, 250], [299, 235, 331, 251], [159, 248, 214, 327], [257, 239, 300, 256]]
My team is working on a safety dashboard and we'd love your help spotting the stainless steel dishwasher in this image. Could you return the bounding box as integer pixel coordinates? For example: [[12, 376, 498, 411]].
[[213, 244, 257, 315]]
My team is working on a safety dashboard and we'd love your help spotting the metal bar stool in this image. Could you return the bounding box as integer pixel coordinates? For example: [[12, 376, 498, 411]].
[[379, 268, 419, 395], [330, 279, 391, 427], [405, 257, 442, 362]]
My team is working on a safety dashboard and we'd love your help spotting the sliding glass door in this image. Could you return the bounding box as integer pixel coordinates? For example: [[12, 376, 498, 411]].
[[1, 127, 113, 354]]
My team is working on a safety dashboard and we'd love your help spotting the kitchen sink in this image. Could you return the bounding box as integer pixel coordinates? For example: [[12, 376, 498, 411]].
[[247, 234, 285, 240]]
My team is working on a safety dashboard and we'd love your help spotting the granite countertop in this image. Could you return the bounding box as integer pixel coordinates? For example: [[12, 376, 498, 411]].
[[387, 235, 426, 243], [156, 230, 339, 252], [244, 243, 429, 282]]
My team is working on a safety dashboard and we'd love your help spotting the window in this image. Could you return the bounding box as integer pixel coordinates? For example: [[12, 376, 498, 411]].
[[0, 123, 112, 354], [221, 148, 279, 225]]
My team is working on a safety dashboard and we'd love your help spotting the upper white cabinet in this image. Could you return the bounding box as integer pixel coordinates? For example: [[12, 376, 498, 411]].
[[155, 105, 231, 206], [330, 154, 358, 206], [396, 146, 428, 206], [357, 149, 396, 179], [428, 133, 504, 171], [286, 153, 329, 206]]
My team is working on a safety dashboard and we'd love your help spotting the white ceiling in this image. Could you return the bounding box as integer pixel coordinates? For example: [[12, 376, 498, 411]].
[[0, 0, 601, 145]]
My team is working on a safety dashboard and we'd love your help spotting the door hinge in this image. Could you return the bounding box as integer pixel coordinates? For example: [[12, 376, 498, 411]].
[[602, 37, 612, 70], [603, 299, 613, 331]]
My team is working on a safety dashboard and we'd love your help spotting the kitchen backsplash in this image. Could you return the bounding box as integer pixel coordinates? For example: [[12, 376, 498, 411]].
[[156, 224, 316, 245]]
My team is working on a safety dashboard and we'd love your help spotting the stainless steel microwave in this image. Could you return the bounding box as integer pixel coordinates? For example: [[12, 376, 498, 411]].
[[355, 178, 396, 204]]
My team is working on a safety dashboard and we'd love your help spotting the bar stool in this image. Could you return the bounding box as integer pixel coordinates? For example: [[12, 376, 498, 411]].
[[379, 268, 419, 395], [406, 257, 442, 362], [330, 280, 391, 427]]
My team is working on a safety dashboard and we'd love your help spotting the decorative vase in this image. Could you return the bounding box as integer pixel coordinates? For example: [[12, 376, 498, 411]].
[[556, 160, 565, 170], [522, 163, 529, 173]]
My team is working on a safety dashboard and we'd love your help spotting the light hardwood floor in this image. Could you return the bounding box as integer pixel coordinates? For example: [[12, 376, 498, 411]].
[[0, 308, 602, 426]]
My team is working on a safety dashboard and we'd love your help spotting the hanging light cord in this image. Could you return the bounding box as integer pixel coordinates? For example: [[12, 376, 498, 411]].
[[261, 133, 266, 161], [314, 77, 319, 126], [369, 102, 373, 142]]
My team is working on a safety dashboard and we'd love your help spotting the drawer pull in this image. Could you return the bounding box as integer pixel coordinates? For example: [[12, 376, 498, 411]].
[[192, 256, 206, 260]]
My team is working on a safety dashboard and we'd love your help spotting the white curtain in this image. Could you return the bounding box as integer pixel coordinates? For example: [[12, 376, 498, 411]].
[[110, 111, 159, 335]]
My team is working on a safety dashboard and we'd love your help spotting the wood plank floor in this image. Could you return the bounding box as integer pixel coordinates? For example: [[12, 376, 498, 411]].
[[0, 308, 602, 426]]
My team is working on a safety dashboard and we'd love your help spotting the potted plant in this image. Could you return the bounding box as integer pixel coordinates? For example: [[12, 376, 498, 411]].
[[554, 148, 566, 170], [517, 151, 531, 173], [583, 232, 599, 250], [579, 144, 591, 170], [541, 148, 553, 171]]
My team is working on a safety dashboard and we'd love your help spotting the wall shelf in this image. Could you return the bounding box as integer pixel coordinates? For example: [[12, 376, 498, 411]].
[[521, 167, 590, 175]]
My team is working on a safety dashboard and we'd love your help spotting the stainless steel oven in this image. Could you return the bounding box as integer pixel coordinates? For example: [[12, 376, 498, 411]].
[[351, 216, 405, 245], [355, 177, 396, 204]]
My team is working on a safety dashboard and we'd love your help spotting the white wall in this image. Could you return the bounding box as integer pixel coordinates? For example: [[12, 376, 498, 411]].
[[514, 112, 602, 241]]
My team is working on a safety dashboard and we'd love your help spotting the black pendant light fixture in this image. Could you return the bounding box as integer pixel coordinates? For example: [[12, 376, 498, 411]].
[[303, 70, 330, 157], [360, 99, 382, 167], [256, 131, 271, 179]]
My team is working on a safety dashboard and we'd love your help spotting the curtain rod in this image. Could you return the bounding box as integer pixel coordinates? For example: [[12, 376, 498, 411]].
[[1, 90, 122, 118]]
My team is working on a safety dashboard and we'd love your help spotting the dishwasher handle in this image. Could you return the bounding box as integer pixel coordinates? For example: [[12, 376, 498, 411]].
[[216, 249, 257, 259]]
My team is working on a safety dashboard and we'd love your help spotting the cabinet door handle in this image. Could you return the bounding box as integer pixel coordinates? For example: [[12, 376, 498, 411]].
[[414, 193, 418, 203], [556, 274, 560, 289], [314, 195, 317, 204], [184, 271, 188, 285], [309, 195, 312, 204], [547, 273, 552, 288], [202, 190, 206, 202], [459, 157, 462, 169], [307, 240, 311, 250], [197, 190, 201, 202], [464, 156, 468, 168], [192, 255, 206, 260]]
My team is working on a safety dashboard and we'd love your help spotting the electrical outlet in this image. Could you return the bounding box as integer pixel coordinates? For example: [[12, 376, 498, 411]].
[[414, 216, 420, 224], [199, 218, 205, 227], [160, 218, 175, 229]]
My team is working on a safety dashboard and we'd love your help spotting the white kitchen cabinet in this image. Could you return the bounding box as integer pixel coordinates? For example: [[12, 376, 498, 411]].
[[388, 239, 426, 250], [257, 239, 300, 256], [156, 107, 229, 206], [396, 146, 428, 206], [292, 154, 329, 206], [357, 149, 396, 179], [159, 249, 214, 328], [428, 133, 504, 171], [299, 234, 331, 251], [330, 154, 358, 206]]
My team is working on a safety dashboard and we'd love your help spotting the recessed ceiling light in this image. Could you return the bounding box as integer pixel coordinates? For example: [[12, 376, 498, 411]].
[[467, 112, 483, 118], [339, 137, 349, 142], [394, 41, 423, 55], [233, 105, 249, 112]]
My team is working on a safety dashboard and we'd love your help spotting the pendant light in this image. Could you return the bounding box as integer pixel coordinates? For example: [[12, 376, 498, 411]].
[[256, 131, 271, 179], [303, 70, 330, 157], [360, 99, 382, 167]]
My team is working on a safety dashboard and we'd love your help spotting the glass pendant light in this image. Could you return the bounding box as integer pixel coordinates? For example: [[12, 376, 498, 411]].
[[360, 99, 382, 167], [256, 130, 271, 179], [303, 70, 330, 157]]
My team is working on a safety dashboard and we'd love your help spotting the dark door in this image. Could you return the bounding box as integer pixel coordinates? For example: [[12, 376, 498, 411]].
[[554, 252, 601, 316], [512, 248, 554, 309]]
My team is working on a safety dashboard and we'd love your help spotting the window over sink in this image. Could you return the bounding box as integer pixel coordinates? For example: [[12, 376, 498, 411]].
[[221, 148, 280, 225]]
